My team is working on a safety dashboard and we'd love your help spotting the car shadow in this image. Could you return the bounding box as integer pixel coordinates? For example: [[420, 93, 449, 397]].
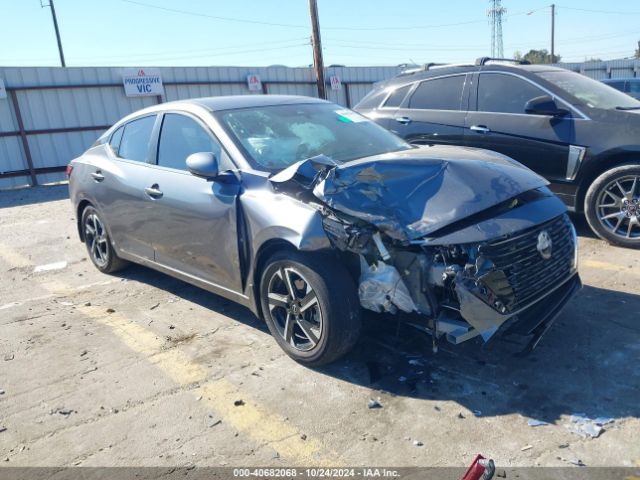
[[0, 184, 69, 209], [113, 262, 640, 425], [569, 212, 598, 240]]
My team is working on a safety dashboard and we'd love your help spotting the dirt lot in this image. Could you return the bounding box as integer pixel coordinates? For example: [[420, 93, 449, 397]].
[[0, 184, 639, 468]]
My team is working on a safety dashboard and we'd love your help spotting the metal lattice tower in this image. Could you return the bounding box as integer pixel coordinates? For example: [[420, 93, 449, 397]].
[[487, 0, 506, 57]]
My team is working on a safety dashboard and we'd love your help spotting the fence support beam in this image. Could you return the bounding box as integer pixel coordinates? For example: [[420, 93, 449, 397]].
[[9, 90, 38, 186]]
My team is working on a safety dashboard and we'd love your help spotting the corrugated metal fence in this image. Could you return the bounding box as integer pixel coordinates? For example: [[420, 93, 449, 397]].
[[552, 59, 640, 80], [0, 65, 401, 189]]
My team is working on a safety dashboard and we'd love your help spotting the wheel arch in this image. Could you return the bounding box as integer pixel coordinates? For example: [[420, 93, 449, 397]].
[[576, 150, 640, 213]]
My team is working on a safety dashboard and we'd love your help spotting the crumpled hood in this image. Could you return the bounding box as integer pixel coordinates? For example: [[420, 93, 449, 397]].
[[270, 145, 549, 242]]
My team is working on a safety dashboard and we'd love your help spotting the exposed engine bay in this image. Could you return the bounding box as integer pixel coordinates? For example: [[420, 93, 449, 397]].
[[270, 147, 581, 351]]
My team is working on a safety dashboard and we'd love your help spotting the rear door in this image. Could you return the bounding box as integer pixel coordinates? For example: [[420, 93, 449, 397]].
[[464, 72, 575, 181], [91, 114, 158, 260], [143, 112, 243, 294], [391, 74, 469, 145]]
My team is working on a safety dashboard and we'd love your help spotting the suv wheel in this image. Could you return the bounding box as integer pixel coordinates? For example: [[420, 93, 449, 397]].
[[259, 251, 361, 366], [585, 164, 640, 248], [81, 206, 128, 273]]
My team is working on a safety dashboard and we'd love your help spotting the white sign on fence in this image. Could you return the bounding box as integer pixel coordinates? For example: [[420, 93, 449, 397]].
[[122, 68, 164, 97], [330, 75, 342, 91], [247, 74, 262, 92], [0, 78, 6, 99]]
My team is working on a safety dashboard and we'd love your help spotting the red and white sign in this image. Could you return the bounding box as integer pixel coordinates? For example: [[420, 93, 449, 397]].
[[122, 68, 164, 97], [247, 74, 262, 92], [330, 75, 342, 91]]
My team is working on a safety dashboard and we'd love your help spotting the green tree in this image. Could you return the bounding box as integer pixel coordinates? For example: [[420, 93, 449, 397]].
[[519, 49, 561, 64]]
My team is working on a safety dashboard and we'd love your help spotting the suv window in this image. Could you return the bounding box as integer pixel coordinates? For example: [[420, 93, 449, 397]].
[[408, 75, 465, 110], [118, 115, 156, 162], [477, 73, 545, 114], [157, 114, 222, 171], [383, 84, 412, 108]]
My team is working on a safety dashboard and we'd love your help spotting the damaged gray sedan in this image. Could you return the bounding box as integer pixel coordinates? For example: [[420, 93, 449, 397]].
[[68, 95, 581, 366]]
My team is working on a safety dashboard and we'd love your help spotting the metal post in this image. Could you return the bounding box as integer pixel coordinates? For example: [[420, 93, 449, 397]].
[[309, 0, 326, 99], [9, 90, 38, 186], [45, 0, 66, 67], [550, 4, 555, 63]]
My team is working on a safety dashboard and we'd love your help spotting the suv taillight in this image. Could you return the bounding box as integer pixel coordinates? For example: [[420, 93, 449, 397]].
[[66, 164, 73, 178]]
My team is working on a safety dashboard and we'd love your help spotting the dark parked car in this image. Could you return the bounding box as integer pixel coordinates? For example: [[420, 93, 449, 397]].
[[602, 78, 640, 100], [68, 95, 580, 366], [356, 58, 640, 248]]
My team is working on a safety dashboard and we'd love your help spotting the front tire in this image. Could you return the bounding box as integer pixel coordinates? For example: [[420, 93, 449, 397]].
[[259, 251, 361, 367], [81, 206, 128, 273], [585, 164, 640, 249]]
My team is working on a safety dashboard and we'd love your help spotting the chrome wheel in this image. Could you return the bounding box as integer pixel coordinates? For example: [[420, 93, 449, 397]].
[[266, 267, 323, 352], [596, 175, 640, 240], [84, 213, 109, 267]]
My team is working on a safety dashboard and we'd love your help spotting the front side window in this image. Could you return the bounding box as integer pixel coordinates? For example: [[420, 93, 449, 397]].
[[477, 73, 545, 114], [538, 70, 640, 110], [408, 75, 465, 110], [157, 114, 222, 171], [118, 115, 156, 162], [628, 81, 640, 95], [217, 103, 410, 171]]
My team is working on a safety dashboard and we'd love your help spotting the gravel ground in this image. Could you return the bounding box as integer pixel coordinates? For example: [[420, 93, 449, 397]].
[[0, 184, 639, 469]]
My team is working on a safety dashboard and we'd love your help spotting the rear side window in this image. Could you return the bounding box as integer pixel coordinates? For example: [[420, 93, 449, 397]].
[[383, 84, 412, 108], [408, 75, 465, 110], [629, 81, 640, 94], [157, 113, 222, 171], [477, 74, 545, 114], [109, 126, 124, 155], [118, 115, 156, 162]]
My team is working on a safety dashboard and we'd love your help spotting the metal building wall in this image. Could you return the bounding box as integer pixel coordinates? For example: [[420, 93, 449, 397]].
[[0, 65, 400, 189]]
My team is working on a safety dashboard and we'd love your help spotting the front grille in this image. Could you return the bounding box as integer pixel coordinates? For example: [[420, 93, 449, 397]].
[[479, 214, 576, 312]]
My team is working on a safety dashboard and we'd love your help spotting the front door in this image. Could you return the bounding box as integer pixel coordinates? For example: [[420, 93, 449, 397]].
[[464, 72, 575, 181], [143, 112, 243, 294]]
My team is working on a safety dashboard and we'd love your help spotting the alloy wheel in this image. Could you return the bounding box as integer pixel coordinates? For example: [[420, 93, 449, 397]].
[[85, 213, 109, 267], [266, 267, 323, 352], [596, 175, 640, 240]]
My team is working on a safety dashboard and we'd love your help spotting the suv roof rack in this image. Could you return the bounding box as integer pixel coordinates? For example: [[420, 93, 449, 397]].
[[475, 57, 531, 66], [398, 62, 474, 76]]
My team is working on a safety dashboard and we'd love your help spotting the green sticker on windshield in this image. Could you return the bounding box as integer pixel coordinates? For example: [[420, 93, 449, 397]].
[[337, 115, 353, 123], [335, 109, 366, 123]]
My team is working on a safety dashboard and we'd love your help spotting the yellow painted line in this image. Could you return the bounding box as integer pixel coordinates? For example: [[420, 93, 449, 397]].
[[582, 259, 638, 275], [0, 242, 339, 465]]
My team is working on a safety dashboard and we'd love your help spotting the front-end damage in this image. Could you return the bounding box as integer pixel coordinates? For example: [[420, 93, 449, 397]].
[[269, 146, 581, 352]]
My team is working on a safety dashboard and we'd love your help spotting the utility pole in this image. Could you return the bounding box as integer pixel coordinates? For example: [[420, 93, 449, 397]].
[[41, 0, 66, 67], [487, 0, 506, 58], [308, 0, 326, 99], [550, 4, 556, 63]]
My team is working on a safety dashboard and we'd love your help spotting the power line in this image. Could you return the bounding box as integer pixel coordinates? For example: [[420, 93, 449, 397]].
[[557, 5, 640, 15], [120, 0, 544, 32]]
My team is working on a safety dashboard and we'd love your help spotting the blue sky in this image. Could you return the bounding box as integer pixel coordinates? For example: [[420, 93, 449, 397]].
[[1, 0, 639, 67]]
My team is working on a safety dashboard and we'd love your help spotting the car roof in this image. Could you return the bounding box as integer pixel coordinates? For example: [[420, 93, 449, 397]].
[[386, 62, 568, 86], [180, 94, 328, 112]]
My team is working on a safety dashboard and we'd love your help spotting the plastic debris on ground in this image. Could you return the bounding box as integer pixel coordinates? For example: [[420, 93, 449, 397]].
[[567, 413, 614, 438], [367, 398, 382, 409], [527, 418, 550, 427]]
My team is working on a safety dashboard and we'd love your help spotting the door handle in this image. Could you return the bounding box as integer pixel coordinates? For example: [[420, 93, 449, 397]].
[[144, 184, 163, 199], [470, 125, 491, 134], [90, 171, 105, 182], [395, 116, 412, 125]]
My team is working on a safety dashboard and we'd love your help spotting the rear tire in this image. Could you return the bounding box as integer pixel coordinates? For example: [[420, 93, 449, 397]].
[[585, 164, 640, 249], [81, 206, 128, 273], [259, 251, 361, 367]]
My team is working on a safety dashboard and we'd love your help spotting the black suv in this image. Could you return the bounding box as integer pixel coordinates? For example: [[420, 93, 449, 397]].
[[356, 57, 640, 248]]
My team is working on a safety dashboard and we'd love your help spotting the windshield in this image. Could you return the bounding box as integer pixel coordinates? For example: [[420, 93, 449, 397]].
[[217, 103, 410, 171], [538, 70, 640, 110]]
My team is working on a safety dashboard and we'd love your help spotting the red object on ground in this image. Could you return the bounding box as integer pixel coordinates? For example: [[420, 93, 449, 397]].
[[461, 454, 495, 480]]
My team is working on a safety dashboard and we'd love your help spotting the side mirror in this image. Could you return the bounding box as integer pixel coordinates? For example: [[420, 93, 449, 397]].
[[186, 152, 218, 180], [525, 95, 568, 117]]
